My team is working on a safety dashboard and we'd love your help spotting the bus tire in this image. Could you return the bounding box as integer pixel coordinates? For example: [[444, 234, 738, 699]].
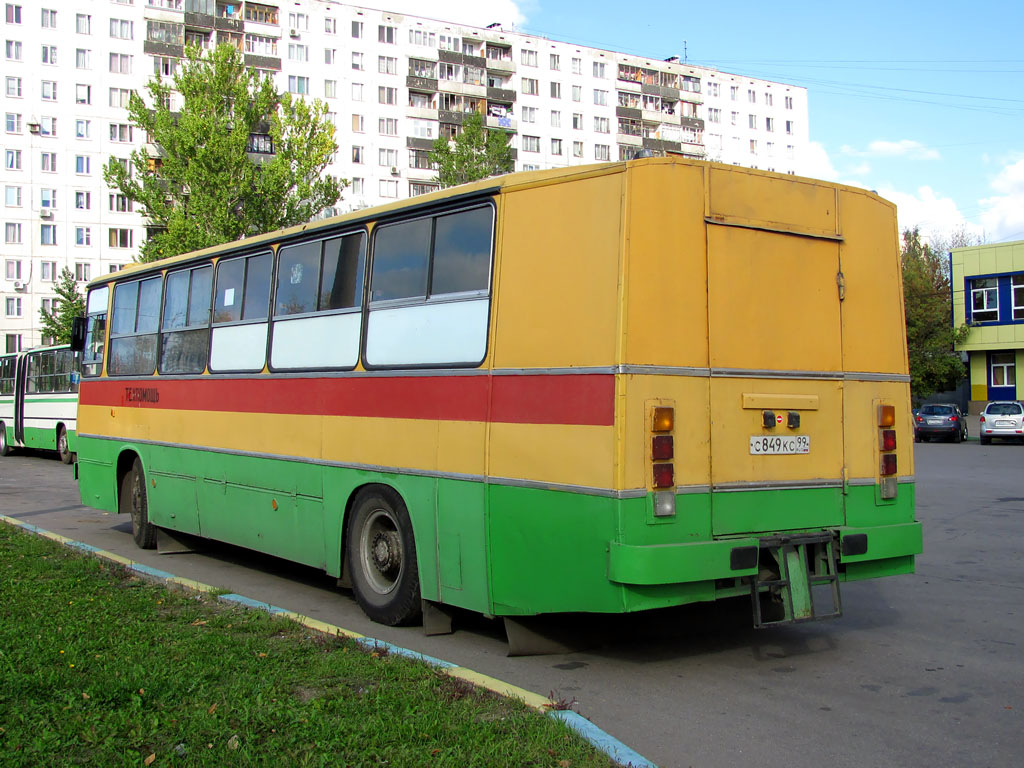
[[346, 487, 422, 626], [0, 422, 10, 456], [57, 426, 74, 464], [121, 457, 157, 550]]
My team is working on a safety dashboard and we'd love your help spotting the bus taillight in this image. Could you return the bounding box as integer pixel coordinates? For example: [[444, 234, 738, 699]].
[[650, 405, 676, 512], [652, 462, 674, 489], [878, 404, 897, 499], [651, 435, 673, 460], [652, 407, 674, 432]]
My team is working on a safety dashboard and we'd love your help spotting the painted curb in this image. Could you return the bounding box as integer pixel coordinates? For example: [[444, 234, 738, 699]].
[[1, 514, 658, 768]]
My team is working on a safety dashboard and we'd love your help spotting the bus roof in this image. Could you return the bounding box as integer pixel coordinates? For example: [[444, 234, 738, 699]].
[[85, 157, 892, 288]]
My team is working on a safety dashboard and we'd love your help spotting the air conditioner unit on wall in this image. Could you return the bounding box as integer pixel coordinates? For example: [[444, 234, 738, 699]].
[[39, 210, 53, 219], [391, 166, 400, 176], [12, 281, 25, 291], [289, 29, 299, 38]]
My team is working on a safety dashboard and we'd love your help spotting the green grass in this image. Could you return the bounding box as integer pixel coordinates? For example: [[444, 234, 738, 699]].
[[0, 525, 619, 767]]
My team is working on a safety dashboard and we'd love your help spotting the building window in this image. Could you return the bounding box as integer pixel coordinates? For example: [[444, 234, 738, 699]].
[[40, 8, 56, 28], [551, 138, 562, 156], [41, 44, 56, 64], [351, 52, 363, 70], [593, 61, 606, 78], [571, 57, 582, 74], [288, 12, 307, 31], [75, 263, 91, 282], [785, 96, 794, 109], [572, 85, 581, 102], [991, 352, 1016, 388], [351, 146, 363, 163], [379, 179, 398, 198], [409, 182, 438, 197], [75, 155, 90, 174], [377, 25, 395, 44], [521, 49, 537, 67], [109, 19, 133, 39], [4, 112, 19, 133], [287, 43, 308, 62], [109, 123, 132, 142], [40, 261, 56, 281], [595, 144, 610, 161], [76, 12, 90, 34], [572, 141, 583, 158], [378, 55, 397, 74], [5, 149, 22, 169], [748, 114, 757, 129], [109, 193, 132, 212], [40, 189, 56, 208], [786, 120, 794, 135], [109, 228, 132, 248], [378, 148, 398, 167], [351, 114, 364, 133], [971, 278, 998, 322], [351, 20, 362, 38], [765, 117, 774, 132], [5, 259, 20, 279], [5, 334, 22, 353], [379, 118, 398, 136], [4, 185, 20, 206], [351, 83, 363, 101], [522, 135, 540, 153], [5, 76, 21, 97], [75, 191, 91, 209], [41, 81, 57, 100], [521, 78, 538, 95], [5, 4, 22, 24], [594, 116, 609, 133], [5, 222, 22, 243], [521, 106, 536, 123], [109, 53, 131, 73], [550, 81, 561, 99], [75, 226, 91, 245], [378, 86, 396, 105], [324, 79, 337, 99], [550, 110, 561, 128], [708, 108, 721, 123], [40, 224, 57, 245], [288, 76, 309, 95], [5, 297, 21, 317], [1013, 276, 1024, 320], [549, 53, 560, 70], [41, 152, 57, 172], [593, 89, 608, 106]]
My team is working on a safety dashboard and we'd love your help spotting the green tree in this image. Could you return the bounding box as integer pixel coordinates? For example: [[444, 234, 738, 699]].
[[429, 111, 514, 188], [38, 268, 86, 345], [104, 44, 342, 263], [901, 227, 970, 401]]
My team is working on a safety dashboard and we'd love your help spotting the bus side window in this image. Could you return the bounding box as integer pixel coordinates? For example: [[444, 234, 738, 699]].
[[210, 252, 272, 372], [160, 264, 212, 375], [365, 205, 494, 368], [109, 277, 162, 376], [82, 286, 109, 377], [270, 232, 365, 371]]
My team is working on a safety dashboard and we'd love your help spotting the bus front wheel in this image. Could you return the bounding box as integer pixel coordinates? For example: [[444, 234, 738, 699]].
[[120, 457, 157, 549], [57, 426, 73, 464], [0, 423, 10, 456], [346, 487, 422, 626]]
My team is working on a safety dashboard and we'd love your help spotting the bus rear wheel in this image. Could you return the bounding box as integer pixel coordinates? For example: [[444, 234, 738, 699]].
[[120, 457, 157, 549], [57, 426, 73, 464], [346, 487, 422, 626], [0, 423, 10, 457]]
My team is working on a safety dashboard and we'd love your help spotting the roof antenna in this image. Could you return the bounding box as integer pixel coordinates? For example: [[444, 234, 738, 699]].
[[683, 41, 687, 65]]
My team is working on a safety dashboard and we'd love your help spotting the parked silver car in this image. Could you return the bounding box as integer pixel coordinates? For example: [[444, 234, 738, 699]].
[[979, 401, 1024, 445]]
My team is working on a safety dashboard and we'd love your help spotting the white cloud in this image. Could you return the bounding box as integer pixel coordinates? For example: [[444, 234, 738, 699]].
[[979, 157, 1024, 243], [876, 185, 981, 240], [798, 141, 839, 181], [355, 0, 529, 28], [841, 139, 940, 160]]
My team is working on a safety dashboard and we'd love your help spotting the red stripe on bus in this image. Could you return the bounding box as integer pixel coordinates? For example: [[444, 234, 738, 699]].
[[79, 374, 615, 427]]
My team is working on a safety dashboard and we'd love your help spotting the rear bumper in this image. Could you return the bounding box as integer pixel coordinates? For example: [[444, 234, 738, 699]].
[[607, 522, 922, 586]]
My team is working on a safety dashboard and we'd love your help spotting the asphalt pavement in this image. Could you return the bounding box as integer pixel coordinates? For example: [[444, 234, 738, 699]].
[[1, 440, 1021, 768]]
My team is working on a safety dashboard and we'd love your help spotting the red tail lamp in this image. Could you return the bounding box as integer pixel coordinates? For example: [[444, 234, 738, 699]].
[[651, 435, 674, 461], [652, 463, 674, 489], [880, 453, 897, 477], [880, 429, 897, 452]]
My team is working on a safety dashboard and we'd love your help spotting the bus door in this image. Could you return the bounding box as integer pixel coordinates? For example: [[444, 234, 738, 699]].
[[13, 352, 27, 445], [705, 169, 847, 538]]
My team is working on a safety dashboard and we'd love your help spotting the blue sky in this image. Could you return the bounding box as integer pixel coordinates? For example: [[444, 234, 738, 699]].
[[380, 0, 1024, 245]]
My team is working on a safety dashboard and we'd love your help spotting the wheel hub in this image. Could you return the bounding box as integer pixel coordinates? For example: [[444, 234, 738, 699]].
[[371, 530, 401, 574]]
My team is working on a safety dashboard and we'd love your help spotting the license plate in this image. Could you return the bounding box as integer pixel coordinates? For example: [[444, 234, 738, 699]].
[[750, 435, 810, 455], [927, 418, 944, 425], [996, 420, 1014, 427]]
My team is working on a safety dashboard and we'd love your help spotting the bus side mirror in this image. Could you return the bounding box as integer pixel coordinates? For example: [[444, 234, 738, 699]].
[[70, 316, 87, 353]]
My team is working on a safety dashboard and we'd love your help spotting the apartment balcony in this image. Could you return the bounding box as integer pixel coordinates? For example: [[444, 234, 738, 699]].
[[643, 137, 682, 154], [616, 133, 642, 147], [144, 40, 185, 58], [244, 54, 281, 70], [681, 116, 705, 131], [616, 79, 642, 93], [642, 83, 680, 100], [405, 106, 438, 121], [406, 76, 438, 92], [438, 110, 471, 126], [486, 86, 516, 102], [439, 50, 487, 69], [437, 81, 487, 98], [486, 115, 516, 131], [406, 137, 435, 152], [215, 16, 244, 32], [407, 166, 437, 183], [616, 106, 641, 120], [184, 11, 215, 28], [485, 57, 516, 74]]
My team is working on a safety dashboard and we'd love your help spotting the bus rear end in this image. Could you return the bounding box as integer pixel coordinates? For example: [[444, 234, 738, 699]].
[[610, 160, 921, 625]]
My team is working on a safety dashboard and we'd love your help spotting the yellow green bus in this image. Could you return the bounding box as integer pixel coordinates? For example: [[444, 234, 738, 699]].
[[72, 158, 921, 639]]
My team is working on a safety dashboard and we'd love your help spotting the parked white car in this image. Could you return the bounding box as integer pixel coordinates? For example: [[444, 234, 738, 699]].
[[979, 401, 1024, 445]]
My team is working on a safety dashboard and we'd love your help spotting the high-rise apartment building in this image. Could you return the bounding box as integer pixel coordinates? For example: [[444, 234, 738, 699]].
[[1, 0, 808, 350]]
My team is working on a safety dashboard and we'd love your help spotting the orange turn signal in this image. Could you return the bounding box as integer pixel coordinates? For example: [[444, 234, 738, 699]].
[[652, 406, 674, 433], [878, 404, 895, 428]]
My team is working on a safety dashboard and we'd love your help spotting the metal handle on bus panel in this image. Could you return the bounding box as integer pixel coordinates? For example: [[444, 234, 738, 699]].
[[836, 270, 846, 301]]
